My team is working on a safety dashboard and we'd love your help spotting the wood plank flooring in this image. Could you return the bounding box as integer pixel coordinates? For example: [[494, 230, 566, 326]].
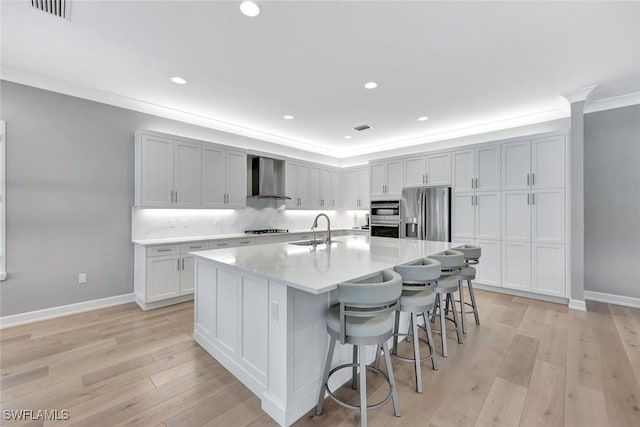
[[2, 291, 640, 426]]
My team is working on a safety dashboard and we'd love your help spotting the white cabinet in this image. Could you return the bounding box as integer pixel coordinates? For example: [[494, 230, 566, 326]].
[[452, 193, 475, 240], [370, 159, 403, 199], [202, 147, 247, 209], [501, 241, 531, 291], [453, 145, 499, 192], [309, 166, 322, 209], [502, 189, 564, 244], [532, 244, 566, 297], [330, 169, 342, 209], [502, 136, 565, 191], [404, 152, 451, 187], [452, 191, 500, 241], [136, 134, 201, 208], [343, 166, 369, 209], [502, 140, 531, 191], [146, 255, 182, 302], [502, 191, 531, 242], [179, 241, 210, 295], [286, 161, 311, 209], [474, 239, 501, 287]]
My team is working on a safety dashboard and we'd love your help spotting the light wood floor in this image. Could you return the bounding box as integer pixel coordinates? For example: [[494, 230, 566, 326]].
[[2, 290, 640, 426]]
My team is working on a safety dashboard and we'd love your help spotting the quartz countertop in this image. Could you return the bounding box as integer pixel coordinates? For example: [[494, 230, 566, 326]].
[[131, 228, 367, 246], [191, 235, 450, 295]]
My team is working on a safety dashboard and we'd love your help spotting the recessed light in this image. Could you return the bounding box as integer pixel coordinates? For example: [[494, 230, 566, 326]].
[[418, 116, 429, 121], [170, 77, 187, 85], [240, 1, 260, 17], [283, 115, 294, 120], [364, 81, 378, 89], [344, 135, 352, 139]]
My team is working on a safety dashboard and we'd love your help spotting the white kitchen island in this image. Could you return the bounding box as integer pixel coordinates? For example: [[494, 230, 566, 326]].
[[192, 235, 450, 426]]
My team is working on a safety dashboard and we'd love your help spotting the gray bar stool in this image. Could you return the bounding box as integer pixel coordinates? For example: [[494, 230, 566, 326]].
[[390, 258, 441, 393], [453, 244, 482, 334], [428, 250, 465, 357], [316, 270, 402, 427]]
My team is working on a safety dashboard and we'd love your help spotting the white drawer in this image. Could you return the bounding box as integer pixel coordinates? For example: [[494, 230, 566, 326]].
[[147, 245, 180, 257], [257, 235, 294, 244], [210, 238, 256, 249], [180, 242, 209, 254]]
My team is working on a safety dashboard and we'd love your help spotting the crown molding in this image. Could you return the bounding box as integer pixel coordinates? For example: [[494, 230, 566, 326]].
[[561, 84, 598, 104], [584, 91, 640, 114]]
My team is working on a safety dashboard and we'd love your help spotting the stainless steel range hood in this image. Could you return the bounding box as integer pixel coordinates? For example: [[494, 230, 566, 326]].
[[250, 157, 291, 200]]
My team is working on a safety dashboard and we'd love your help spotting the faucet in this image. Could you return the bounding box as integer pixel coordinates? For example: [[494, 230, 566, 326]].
[[311, 213, 331, 245]]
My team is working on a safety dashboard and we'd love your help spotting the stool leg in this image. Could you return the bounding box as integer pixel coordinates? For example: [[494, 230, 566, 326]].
[[450, 292, 464, 344], [410, 312, 423, 393], [458, 280, 467, 335], [392, 310, 400, 355], [373, 344, 381, 370], [358, 344, 368, 427], [351, 345, 358, 390], [439, 293, 448, 357], [468, 279, 480, 325], [381, 341, 401, 417], [316, 336, 337, 415], [407, 315, 414, 343], [431, 294, 439, 323], [423, 312, 438, 370]]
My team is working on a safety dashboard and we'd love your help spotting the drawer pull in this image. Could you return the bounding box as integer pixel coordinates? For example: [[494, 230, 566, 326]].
[[157, 249, 172, 252], [217, 243, 229, 247], [239, 241, 251, 245], [189, 246, 204, 249]]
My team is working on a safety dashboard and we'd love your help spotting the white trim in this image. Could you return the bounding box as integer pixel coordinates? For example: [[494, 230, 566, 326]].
[[584, 290, 640, 309], [568, 299, 586, 312], [0, 121, 5, 281], [471, 282, 568, 306], [561, 84, 598, 104], [584, 92, 640, 114], [0, 293, 135, 329]]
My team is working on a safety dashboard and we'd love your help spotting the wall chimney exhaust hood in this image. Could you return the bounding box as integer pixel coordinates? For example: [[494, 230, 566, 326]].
[[249, 157, 291, 200]]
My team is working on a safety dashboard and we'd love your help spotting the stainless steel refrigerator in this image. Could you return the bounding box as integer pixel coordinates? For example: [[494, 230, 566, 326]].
[[401, 187, 451, 242]]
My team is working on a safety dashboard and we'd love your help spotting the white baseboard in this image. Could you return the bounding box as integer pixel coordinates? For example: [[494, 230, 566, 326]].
[[471, 282, 568, 306], [568, 299, 587, 312], [0, 293, 135, 329], [584, 290, 640, 309]]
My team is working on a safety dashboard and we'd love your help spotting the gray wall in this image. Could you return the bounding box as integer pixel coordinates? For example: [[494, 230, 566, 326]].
[[584, 104, 640, 298], [0, 81, 335, 316]]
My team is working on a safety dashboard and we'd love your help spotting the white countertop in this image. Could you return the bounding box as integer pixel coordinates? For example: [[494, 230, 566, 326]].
[[131, 228, 368, 246], [191, 235, 450, 295]]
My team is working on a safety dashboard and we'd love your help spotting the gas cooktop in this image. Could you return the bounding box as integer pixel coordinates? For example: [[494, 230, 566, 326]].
[[244, 229, 289, 235]]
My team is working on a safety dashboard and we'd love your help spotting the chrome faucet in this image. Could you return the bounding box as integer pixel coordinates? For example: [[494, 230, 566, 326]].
[[311, 213, 331, 245]]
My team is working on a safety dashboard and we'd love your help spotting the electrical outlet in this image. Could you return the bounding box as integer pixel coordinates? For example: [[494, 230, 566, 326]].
[[78, 273, 87, 284], [181, 217, 189, 228], [270, 301, 279, 321], [169, 218, 176, 228]]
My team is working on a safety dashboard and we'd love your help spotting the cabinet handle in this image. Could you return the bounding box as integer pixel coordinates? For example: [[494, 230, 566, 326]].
[[527, 173, 530, 186], [425, 173, 428, 184], [471, 178, 474, 189], [240, 241, 250, 245], [217, 243, 229, 247], [157, 248, 172, 252], [475, 195, 478, 205], [471, 195, 474, 206], [475, 177, 478, 188], [531, 193, 535, 205], [181, 258, 185, 270], [531, 173, 535, 186]]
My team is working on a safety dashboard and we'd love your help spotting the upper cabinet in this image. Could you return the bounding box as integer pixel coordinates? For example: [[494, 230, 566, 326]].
[[502, 135, 565, 191], [343, 166, 369, 209], [370, 159, 403, 200], [452, 145, 500, 192], [285, 161, 310, 209], [404, 152, 451, 188], [135, 131, 246, 209]]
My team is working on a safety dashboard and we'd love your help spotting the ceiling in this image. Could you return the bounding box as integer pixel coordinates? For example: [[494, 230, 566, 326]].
[[2, 1, 639, 158]]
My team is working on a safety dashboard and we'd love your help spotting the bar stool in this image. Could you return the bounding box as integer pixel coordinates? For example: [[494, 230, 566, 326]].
[[428, 250, 465, 357], [316, 270, 402, 427], [390, 258, 441, 393], [453, 245, 482, 334]]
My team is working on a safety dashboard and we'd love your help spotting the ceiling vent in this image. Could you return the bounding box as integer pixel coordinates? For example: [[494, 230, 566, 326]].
[[353, 124, 371, 132], [30, 0, 69, 19]]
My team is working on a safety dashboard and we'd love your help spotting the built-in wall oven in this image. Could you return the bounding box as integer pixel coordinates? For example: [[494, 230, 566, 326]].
[[370, 200, 402, 238]]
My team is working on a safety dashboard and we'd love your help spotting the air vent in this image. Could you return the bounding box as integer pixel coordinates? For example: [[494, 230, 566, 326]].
[[353, 124, 371, 132], [30, 0, 69, 19]]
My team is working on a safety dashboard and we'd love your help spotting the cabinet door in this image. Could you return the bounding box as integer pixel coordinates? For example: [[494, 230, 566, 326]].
[[330, 169, 341, 209], [531, 189, 565, 244], [225, 150, 247, 208], [425, 153, 451, 186], [475, 145, 500, 191], [202, 145, 225, 208], [369, 162, 386, 198], [474, 239, 501, 287], [344, 169, 360, 209], [297, 163, 311, 208], [386, 160, 404, 196], [532, 243, 565, 297], [475, 192, 501, 240], [452, 150, 475, 192], [285, 162, 299, 208], [502, 242, 531, 291], [180, 255, 195, 295], [502, 140, 531, 190], [360, 167, 370, 209], [452, 192, 475, 240], [140, 135, 174, 207], [404, 156, 426, 187], [146, 256, 181, 302], [309, 166, 322, 209], [532, 135, 565, 189], [502, 191, 531, 242], [173, 140, 202, 208]]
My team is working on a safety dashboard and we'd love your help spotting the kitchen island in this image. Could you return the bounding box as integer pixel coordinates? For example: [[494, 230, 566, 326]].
[[192, 235, 450, 426]]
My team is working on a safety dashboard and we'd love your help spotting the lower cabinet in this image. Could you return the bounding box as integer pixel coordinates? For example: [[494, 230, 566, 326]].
[[146, 255, 182, 302], [502, 241, 565, 297]]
